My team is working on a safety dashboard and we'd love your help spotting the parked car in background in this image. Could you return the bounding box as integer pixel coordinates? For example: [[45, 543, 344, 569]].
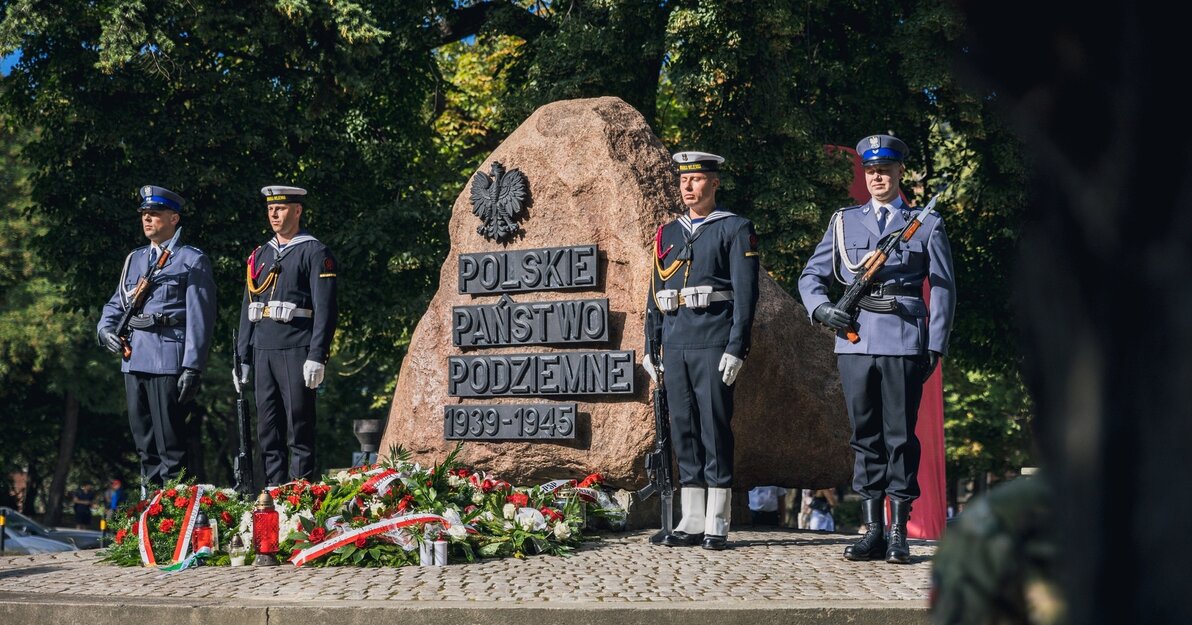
[[1, 526, 79, 555], [0, 506, 104, 550]]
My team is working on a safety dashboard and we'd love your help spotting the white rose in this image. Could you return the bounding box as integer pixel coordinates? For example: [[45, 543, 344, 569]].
[[472, 492, 486, 505], [503, 503, 516, 519], [515, 507, 547, 531], [334, 470, 351, 484], [553, 522, 572, 540], [447, 475, 463, 488]]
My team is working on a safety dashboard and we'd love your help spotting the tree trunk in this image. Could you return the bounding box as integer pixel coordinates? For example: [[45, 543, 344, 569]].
[[44, 392, 79, 526]]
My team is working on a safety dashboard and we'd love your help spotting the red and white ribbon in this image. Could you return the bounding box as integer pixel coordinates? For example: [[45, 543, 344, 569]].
[[360, 469, 399, 495], [137, 492, 164, 566], [289, 512, 449, 567], [171, 485, 205, 563]]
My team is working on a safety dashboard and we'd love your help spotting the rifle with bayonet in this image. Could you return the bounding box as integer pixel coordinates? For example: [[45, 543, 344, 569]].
[[113, 227, 181, 360], [834, 191, 944, 344], [232, 329, 255, 494], [635, 316, 674, 544]]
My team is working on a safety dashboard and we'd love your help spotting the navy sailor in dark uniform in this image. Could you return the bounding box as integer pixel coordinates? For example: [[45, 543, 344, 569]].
[[235, 186, 339, 485], [97, 185, 216, 490], [798, 134, 956, 564], [644, 151, 760, 551]]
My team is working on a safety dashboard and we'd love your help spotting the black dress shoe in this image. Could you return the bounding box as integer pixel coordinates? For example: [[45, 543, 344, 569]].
[[660, 531, 704, 547], [701, 535, 728, 550]]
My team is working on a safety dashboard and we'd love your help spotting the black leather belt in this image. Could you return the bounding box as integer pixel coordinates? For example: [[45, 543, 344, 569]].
[[868, 283, 922, 298], [128, 313, 184, 329]]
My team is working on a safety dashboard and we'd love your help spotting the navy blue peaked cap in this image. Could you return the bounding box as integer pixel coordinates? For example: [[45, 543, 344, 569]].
[[856, 134, 909, 166], [138, 185, 185, 212]]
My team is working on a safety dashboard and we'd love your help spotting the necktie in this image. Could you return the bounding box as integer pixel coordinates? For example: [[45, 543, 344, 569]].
[[148, 247, 159, 268], [876, 206, 888, 232]]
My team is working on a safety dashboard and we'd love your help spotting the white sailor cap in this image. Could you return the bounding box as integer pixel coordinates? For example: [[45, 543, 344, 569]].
[[261, 185, 307, 204], [672, 151, 724, 174]]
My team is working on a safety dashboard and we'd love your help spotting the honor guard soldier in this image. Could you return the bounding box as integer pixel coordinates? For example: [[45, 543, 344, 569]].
[[644, 151, 760, 550], [797, 134, 956, 564], [235, 186, 339, 485], [97, 185, 216, 492]]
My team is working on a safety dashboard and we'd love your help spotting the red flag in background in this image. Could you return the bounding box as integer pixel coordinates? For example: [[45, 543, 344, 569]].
[[826, 145, 948, 540]]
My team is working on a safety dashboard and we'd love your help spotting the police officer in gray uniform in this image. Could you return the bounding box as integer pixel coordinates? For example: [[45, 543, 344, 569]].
[[98, 185, 216, 490], [235, 186, 338, 485], [798, 134, 955, 564], [644, 151, 760, 551]]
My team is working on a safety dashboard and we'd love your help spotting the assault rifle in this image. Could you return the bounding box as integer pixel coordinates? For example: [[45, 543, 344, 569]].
[[835, 191, 943, 343], [113, 227, 181, 360], [232, 330, 255, 494], [635, 319, 674, 544]]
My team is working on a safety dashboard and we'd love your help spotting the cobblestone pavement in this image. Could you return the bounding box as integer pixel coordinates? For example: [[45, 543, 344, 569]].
[[0, 528, 936, 624]]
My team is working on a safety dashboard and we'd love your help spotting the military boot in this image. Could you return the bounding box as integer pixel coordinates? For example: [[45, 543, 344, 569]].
[[886, 498, 912, 564], [843, 497, 887, 561]]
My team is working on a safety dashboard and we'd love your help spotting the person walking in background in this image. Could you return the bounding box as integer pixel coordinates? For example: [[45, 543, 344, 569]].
[[104, 479, 125, 521], [97, 186, 217, 492], [797, 134, 956, 564], [808, 488, 838, 532], [747, 486, 787, 526], [643, 151, 760, 551], [71, 482, 97, 529], [236, 186, 339, 486]]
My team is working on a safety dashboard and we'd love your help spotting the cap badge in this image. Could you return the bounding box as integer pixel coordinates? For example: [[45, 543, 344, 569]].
[[868, 136, 880, 149]]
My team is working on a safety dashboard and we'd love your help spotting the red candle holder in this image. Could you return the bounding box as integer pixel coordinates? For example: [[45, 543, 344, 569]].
[[252, 490, 280, 566]]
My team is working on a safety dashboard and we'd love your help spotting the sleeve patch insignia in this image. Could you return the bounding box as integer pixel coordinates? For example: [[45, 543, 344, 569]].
[[324, 257, 336, 272]]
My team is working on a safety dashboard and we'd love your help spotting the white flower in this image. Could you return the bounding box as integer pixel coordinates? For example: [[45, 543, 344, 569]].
[[442, 509, 468, 540], [503, 503, 516, 519], [472, 492, 486, 505], [333, 470, 352, 484], [368, 500, 385, 516], [553, 522, 572, 540], [516, 507, 546, 531], [447, 474, 463, 488]]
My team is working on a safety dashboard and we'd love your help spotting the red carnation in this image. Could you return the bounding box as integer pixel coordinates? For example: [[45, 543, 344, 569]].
[[174, 496, 189, 508], [114, 529, 127, 544], [506, 492, 529, 507], [269, 488, 281, 498], [159, 518, 176, 533], [131, 521, 139, 533], [220, 511, 234, 525], [354, 536, 368, 548], [215, 492, 229, 503], [164, 488, 178, 498], [148, 503, 163, 517], [308, 527, 327, 543], [200, 496, 214, 506], [481, 479, 494, 492], [287, 495, 301, 508], [397, 494, 415, 513]]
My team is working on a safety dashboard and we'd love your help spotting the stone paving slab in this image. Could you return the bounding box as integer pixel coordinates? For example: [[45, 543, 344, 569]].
[[0, 528, 935, 625]]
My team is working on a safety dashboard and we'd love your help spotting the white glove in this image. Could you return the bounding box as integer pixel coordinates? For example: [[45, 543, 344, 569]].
[[718, 353, 744, 386], [642, 354, 661, 384], [233, 364, 250, 393], [303, 360, 326, 389]]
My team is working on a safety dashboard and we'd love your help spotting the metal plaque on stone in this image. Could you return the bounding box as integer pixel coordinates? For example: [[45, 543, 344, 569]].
[[458, 245, 598, 295], [452, 295, 609, 347], [444, 403, 578, 440], [448, 350, 635, 397]]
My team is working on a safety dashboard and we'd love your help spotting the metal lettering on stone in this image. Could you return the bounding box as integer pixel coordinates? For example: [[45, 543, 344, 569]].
[[443, 404, 577, 440], [448, 351, 635, 397], [458, 245, 598, 295], [470, 161, 529, 242], [452, 295, 609, 347]]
